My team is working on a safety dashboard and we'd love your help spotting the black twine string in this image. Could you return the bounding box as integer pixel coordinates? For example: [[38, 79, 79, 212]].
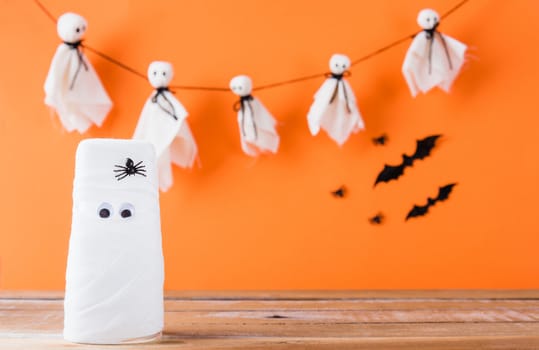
[[327, 71, 352, 113], [441, 0, 470, 19], [425, 22, 454, 74], [350, 34, 416, 66], [33, 0, 471, 92], [63, 41, 89, 90], [152, 87, 178, 120], [83, 45, 147, 80], [437, 32, 454, 71], [169, 84, 229, 92], [233, 95, 258, 140], [34, 0, 56, 23], [253, 72, 327, 91]]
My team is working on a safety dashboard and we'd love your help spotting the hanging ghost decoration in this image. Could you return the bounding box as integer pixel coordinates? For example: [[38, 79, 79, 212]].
[[229, 75, 279, 156], [402, 9, 467, 97], [64, 139, 164, 344], [44, 12, 112, 133], [133, 61, 198, 192], [307, 54, 365, 146]]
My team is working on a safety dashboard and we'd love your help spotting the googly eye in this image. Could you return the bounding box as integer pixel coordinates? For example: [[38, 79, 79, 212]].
[[119, 203, 135, 219], [97, 202, 113, 218]]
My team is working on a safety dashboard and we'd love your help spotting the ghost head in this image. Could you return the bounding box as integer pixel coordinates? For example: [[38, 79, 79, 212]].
[[329, 54, 350, 75], [417, 9, 439, 30], [148, 61, 174, 89], [57, 12, 87, 43], [229, 75, 253, 97]]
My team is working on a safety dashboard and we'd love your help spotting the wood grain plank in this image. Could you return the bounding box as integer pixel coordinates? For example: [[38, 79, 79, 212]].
[[2, 309, 539, 336], [169, 309, 539, 323], [1, 291, 538, 349], [1, 336, 539, 350], [163, 321, 539, 338]]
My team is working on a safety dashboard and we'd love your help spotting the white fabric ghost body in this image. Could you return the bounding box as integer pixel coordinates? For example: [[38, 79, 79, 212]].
[[44, 13, 112, 133], [230, 75, 279, 156], [133, 61, 198, 192], [307, 54, 364, 146], [64, 139, 164, 344], [402, 9, 467, 97]]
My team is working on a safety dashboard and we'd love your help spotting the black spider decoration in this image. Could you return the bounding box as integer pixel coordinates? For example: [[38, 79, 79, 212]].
[[113, 158, 147, 181]]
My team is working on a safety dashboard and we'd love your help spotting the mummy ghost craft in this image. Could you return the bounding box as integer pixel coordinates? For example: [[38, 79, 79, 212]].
[[65, 139, 164, 344], [44, 13, 112, 133], [229, 75, 280, 156], [133, 61, 198, 192], [402, 9, 467, 97], [307, 54, 365, 146]]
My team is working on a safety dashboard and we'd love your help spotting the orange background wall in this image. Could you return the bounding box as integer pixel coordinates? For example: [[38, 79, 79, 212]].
[[0, 0, 538, 290]]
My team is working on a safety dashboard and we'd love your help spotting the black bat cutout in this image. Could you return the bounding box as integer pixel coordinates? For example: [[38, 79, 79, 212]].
[[374, 134, 441, 186], [331, 186, 346, 198], [372, 134, 388, 146], [406, 183, 456, 221], [369, 213, 384, 225]]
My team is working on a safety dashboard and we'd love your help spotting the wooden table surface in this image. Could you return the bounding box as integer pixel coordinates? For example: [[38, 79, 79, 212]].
[[1, 290, 538, 349]]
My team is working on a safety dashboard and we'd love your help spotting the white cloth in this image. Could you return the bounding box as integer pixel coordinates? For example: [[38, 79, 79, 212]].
[[64, 139, 164, 344], [237, 97, 279, 156], [44, 44, 112, 133], [307, 77, 364, 146], [402, 31, 467, 97], [133, 90, 198, 192]]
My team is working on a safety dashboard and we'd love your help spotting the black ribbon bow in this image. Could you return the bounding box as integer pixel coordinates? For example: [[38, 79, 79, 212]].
[[63, 40, 89, 90], [233, 95, 258, 140], [424, 22, 453, 75], [326, 71, 352, 114], [151, 87, 178, 121]]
